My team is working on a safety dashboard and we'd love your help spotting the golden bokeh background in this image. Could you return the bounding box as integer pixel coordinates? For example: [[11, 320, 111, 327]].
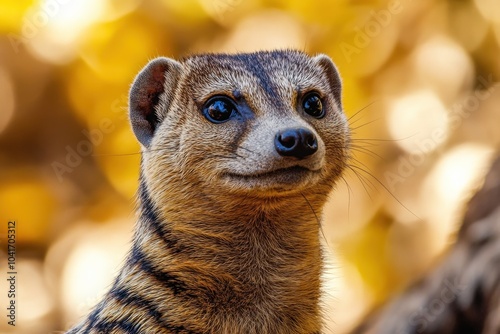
[[0, 0, 499, 333]]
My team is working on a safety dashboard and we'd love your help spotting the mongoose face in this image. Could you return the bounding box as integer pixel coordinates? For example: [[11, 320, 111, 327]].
[[130, 50, 349, 207]]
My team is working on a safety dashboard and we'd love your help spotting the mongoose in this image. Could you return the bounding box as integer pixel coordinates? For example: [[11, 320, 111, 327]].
[[66, 50, 350, 334]]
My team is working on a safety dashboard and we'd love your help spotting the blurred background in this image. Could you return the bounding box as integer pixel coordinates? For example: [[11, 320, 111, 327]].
[[0, 0, 499, 333]]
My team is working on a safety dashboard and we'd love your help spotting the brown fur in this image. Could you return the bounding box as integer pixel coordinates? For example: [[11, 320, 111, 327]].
[[66, 50, 350, 334]]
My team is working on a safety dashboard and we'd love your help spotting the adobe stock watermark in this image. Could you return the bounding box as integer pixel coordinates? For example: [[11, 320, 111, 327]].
[[51, 95, 128, 182], [339, 0, 405, 63], [212, 0, 244, 22], [384, 75, 499, 192], [7, 0, 70, 53], [406, 278, 466, 333]]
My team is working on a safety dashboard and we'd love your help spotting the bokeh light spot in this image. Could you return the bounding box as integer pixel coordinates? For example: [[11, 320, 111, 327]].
[[421, 143, 495, 253], [412, 36, 473, 102], [474, 0, 500, 24], [388, 90, 449, 155], [61, 220, 131, 324], [219, 10, 306, 52]]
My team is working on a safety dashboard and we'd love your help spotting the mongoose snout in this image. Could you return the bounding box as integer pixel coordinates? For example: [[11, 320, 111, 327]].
[[274, 89, 324, 159], [275, 127, 319, 159]]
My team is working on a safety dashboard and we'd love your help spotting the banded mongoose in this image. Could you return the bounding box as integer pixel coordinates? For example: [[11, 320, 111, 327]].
[[66, 50, 350, 334]]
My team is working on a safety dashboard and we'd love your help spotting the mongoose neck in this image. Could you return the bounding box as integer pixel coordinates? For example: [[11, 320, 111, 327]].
[[127, 178, 324, 333]]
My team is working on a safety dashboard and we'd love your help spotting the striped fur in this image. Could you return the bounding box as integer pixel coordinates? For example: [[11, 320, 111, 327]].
[[66, 50, 350, 334]]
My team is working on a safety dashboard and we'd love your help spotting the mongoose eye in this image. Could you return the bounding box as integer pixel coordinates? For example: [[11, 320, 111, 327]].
[[302, 92, 324, 118], [203, 97, 237, 123]]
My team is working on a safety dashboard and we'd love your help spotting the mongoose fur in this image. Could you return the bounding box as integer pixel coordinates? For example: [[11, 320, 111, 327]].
[[66, 50, 350, 334]]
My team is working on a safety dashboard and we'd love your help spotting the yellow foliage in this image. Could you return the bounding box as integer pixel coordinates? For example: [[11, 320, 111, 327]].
[[1, 0, 499, 332]]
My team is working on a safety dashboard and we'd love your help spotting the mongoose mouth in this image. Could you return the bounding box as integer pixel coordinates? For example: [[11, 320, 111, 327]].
[[222, 166, 322, 191]]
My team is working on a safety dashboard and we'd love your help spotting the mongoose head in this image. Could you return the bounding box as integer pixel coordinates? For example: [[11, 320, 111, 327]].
[[129, 50, 349, 212]]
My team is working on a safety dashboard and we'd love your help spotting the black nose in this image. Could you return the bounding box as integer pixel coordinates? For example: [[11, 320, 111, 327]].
[[275, 128, 318, 159]]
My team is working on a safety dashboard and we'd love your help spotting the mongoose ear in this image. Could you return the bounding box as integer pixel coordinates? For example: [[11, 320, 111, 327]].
[[313, 54, 342, 108], [129, 57, 182, 147]]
